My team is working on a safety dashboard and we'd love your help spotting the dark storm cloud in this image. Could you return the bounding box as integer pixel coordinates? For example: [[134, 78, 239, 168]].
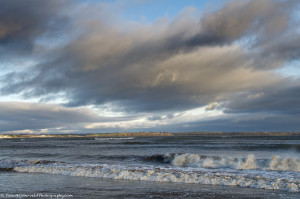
[[201, 0, 295, 41], [1, 0, 300, 116], [224, 84, 300, 115], [182, 114, 300, 132], [0, 0, 69, 56]]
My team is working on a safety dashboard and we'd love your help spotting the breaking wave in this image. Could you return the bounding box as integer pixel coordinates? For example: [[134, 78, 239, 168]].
[[12, 162, 300, 192], [1, 153, 299, 192], [170, 154, 300, 172]]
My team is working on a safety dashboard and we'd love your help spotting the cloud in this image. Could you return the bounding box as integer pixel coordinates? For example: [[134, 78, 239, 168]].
[[205, 102, 219, 111], [0, 102, 100, 131], [0, 0, 300, 132], [183, 113, 300, 132], [201, 0, 295, 41], [0, 0, 70, 58], [224, 84, 300, 115], [2, 1, 298, 109]]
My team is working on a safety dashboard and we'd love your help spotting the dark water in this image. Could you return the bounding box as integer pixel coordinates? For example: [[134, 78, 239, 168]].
[[0, 135, 299, 198]]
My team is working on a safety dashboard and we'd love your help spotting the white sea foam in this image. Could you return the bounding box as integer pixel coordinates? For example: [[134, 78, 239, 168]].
[[13, 162, 300, 192], [171, 154, 300, 172], [269, 156, 300, 172], [94, 137, 135, 141], [2, 154, 300, 193]]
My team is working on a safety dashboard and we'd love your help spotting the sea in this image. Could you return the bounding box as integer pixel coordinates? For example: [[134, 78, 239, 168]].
[[0, 135, 299, 199]]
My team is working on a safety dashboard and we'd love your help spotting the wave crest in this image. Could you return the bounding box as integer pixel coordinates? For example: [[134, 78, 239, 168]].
[[171, 154, 299, 172], [269, 156, 300, 172]]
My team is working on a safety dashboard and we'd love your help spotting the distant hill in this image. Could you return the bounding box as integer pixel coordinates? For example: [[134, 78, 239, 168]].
[[0, 132, 299, 139]]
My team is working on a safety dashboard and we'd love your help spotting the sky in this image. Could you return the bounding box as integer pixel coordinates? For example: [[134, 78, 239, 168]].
[[0, 0, 300, 134]]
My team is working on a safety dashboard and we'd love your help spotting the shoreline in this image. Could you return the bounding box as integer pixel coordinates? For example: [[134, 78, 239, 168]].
[[0, 132, 299, 139]]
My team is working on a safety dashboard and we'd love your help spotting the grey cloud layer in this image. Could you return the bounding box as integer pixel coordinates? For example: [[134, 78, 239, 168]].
[[0, 101, 150, 132], [180, 114, 300, 132], [1, 0, 300, 132], [0, 102, 99, 131], [225, 84, 300, 115]]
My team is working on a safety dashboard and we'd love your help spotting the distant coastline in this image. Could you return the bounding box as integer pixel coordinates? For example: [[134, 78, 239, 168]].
[[0, 132, 299, 139]]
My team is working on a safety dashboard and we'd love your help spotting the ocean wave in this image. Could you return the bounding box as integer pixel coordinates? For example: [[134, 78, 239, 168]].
[[11, 162, 299, 192], [1, 155, 299, 192], [143, 154, 174, 163], [0, 159, 62, 169], [143, 153, 300, 172], [171, 154, 300, 172]]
